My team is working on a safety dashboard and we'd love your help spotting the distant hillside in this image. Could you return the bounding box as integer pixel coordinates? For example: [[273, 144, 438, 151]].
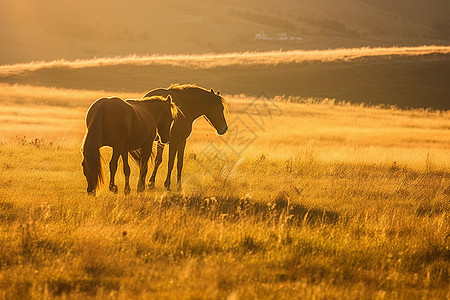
[[0, 0, 449, 64], [1, 47, 448, 110]]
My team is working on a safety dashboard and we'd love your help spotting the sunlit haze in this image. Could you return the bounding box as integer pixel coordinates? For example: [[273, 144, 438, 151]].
[[0, 0, 449, 64]]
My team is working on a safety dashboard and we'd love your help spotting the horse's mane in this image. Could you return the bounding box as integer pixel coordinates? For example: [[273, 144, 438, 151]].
[[168, 83, 227, 111], [168, 83, 199, 90], [139, 95, 179, 119], [139, 95, 168, 102]]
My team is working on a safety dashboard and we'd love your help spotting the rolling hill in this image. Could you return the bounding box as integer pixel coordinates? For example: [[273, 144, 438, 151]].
[[0, 0, 449, 64], [0, 47, 449, 109]]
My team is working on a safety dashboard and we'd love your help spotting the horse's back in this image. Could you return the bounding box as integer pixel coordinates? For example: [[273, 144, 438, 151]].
[[86, 97, 128, 122], [87, 97, 134, 147], [144, 88, 171, 98]]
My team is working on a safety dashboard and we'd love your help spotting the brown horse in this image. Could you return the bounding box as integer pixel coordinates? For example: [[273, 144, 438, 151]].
[[81, 95, 178, 195], [131, 84, 228, 190]]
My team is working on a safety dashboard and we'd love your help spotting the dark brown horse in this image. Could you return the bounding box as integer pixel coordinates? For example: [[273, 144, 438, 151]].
[[132, 84, 228, 190], [81, 95, 178, 195]]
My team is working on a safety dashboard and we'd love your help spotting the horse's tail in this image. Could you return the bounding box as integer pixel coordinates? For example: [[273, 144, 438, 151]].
[[129, 139, 158, 166], [81, 105, 105, 191], [129, 148, 142, 166]]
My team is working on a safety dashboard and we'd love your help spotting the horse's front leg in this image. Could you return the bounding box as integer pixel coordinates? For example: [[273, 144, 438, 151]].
[[148, 142, 165, 189], [176, 139, 187, 191], [109, 148, 121, 194], [137, 143, 152, 193]]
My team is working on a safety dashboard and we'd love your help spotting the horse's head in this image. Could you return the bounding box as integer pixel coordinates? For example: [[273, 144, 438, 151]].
[[157, 95, 178, 144], [204, 88, 228, 135], [80, 130, 104, 196], [81, 157, 98, 195]]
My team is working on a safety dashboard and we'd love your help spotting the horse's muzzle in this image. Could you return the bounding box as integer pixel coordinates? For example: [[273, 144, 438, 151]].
[[217, 125, 228, 135]]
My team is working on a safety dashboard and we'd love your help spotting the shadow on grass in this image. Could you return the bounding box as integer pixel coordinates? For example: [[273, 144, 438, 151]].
[[157, 192, 339, 226], [0, 202, 18, 223]]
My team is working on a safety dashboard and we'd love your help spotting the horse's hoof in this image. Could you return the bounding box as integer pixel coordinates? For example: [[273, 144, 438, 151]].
[[176, 184, 182, 192], [124, 186, 131, 195], [164, 181, 171, 191], [87, 189, 96, 196], [137, 184, 145, 193], [109, 185, 118, 194], [148, 182, 155, 189]]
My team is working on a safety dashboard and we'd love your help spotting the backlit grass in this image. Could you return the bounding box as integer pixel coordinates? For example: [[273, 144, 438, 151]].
[[0, 87, 448, 299]]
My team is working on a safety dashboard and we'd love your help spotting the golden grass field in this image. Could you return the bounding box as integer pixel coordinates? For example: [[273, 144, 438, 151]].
[[0, 75, 449, 299]]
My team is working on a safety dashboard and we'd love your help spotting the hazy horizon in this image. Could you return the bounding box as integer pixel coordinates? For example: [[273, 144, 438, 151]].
[[1, 0, 449, 64]]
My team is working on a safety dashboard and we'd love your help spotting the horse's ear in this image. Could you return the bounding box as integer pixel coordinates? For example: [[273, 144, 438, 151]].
[[216, 90, 220, 95], [167, 95, 172, 103], [210, 88, 214, 93]]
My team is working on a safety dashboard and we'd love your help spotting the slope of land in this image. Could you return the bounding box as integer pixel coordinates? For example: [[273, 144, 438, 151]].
[[1, 47, 449, 109], [0, 0, 449, 64]]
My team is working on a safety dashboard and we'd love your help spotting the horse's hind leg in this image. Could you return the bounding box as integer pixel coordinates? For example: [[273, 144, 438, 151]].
[[109, 147, 121, 194], [164, 139, 179, 191], [122, 151, 131, 195], [149, 142, 165, 189]]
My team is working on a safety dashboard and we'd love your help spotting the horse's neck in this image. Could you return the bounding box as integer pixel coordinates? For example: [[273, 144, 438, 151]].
[[132, 101, 160, 123], [175, 91, 210, 121]]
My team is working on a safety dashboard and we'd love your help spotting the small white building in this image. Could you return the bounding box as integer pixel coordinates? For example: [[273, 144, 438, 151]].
[[254, 31, 303, 42], [254, 31, 273, 41]]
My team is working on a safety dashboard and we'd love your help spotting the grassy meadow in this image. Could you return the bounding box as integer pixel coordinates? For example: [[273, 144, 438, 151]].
[[0, 82, 449, 299]]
